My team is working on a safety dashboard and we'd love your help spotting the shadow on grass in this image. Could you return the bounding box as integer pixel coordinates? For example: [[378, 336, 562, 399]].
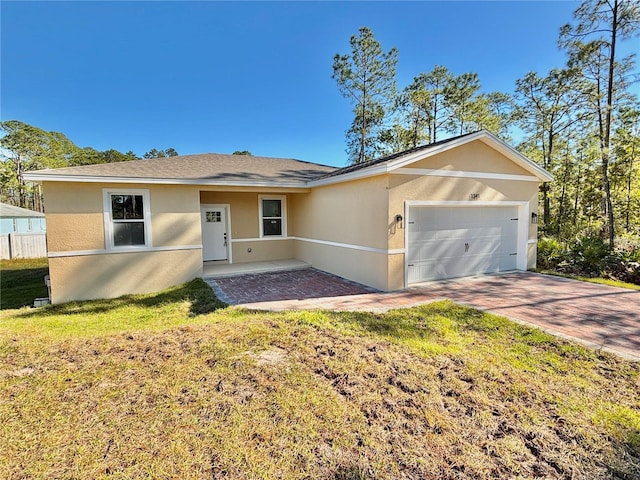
[[0, 265, 50, 310], [310, 301, 606, 363], [322, 301, 497, 340], [12, 278, 227, 318]]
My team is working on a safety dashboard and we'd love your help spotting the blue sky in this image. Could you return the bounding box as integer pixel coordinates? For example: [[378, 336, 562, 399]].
[[1, 1, 637, 167]]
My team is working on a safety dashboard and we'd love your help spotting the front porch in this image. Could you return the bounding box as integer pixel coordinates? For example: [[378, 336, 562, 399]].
[[202, 259, 310, 279]]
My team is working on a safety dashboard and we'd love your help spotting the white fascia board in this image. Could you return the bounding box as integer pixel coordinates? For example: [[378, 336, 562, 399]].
[[387, 131, 553, 182], [393, 168, 540, 182], [476, 131, 554, 182], [21, 173, 309, 189], [306, 164, 390, 187], [308, 131, 553, 188], [386, 131, 487, 171]]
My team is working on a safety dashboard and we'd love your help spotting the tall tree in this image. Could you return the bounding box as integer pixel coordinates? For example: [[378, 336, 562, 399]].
[[333, 27, 398, 163], [612, 105, 640, 233], [143, 147, 179, 159], [560, 0, 640, 246], [514, 68, 591, 231], [0, 120, 77, 208]]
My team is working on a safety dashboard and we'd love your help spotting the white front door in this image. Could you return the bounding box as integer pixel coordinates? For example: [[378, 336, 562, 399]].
[[201, 206, 228, 261]]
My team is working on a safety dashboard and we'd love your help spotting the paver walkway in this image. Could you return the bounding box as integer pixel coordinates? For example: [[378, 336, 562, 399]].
[[206, 270, 640, 361]]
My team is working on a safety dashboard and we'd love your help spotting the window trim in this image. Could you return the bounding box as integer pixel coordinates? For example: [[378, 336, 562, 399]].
[[258, 195, 287, 238], [103, 188, 152, 250]]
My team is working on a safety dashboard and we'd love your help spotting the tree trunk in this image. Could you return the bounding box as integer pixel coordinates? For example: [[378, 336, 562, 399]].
[[557, 144, 571, 237], [625, 138, 635, 231], [602, 0, 619, 248]]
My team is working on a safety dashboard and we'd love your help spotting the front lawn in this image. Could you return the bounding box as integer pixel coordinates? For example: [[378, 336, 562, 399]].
[[0, 258, 49, 309], [1, 280, 639, 479]]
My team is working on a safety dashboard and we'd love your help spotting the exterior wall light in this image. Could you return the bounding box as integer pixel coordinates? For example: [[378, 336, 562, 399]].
[[531, 212, 538, 224]]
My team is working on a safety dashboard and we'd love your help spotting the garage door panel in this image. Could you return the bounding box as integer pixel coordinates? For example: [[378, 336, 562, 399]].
[[407, 206, 519, 284]]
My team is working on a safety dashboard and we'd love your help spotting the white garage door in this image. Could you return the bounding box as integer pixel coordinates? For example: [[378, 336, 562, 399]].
[[407, 206, 519, 284]]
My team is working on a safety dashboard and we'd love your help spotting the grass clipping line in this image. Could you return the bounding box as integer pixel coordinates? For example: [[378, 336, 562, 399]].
[[0, 279, 638, 479]]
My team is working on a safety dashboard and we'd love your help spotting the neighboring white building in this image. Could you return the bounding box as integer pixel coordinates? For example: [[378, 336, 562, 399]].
[[0, 202, 46, 234], [0, 203, 47, 259]]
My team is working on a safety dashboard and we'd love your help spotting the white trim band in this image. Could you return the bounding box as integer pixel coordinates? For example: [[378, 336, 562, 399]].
[[393, 168, 540, 182], [232, 236, 405, 255], [48, 244, 202, 258]]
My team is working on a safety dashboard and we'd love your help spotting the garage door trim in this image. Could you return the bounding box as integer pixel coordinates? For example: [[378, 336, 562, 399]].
[[404, 200, 530, 287]]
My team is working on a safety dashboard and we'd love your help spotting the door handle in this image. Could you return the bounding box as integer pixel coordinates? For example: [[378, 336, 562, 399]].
[[223, 232, 227, 247], [464, 242, 469, 253]]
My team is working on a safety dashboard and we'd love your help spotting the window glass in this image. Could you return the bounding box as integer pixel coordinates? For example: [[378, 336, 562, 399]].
[[113, 222, 146, 246], [261, 199, 283, 236], [263, 219, 282, 236], [109, 193, 146, 247], [206, 211, 221, 223], [112, 195, 144, 220], [262, 199, 281, 218]]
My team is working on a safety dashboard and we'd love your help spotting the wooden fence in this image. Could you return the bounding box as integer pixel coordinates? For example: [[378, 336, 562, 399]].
[[0, 233, 47, 259]]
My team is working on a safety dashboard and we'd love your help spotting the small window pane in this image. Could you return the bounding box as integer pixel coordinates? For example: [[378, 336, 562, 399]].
[[113, 222, 145, 246], [262, 199, 281, 218], [206, 211, 221, 222], [112, 195, 144, 220], [262, 218, 282, 236]]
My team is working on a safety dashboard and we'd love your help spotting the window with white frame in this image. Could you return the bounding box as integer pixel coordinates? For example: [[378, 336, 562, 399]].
[[259, 195, 286, 237], [103, 189, 151, 248]]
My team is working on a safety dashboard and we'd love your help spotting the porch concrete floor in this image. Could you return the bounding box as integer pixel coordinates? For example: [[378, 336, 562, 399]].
[[203, 259, 310, 278]]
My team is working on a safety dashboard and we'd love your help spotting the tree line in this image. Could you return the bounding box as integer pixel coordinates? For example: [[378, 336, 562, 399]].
[[333, 0, 639, 247], [0, 120, 178, 211]]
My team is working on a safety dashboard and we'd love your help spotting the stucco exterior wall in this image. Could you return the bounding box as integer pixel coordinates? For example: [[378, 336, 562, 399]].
[[232, 239, 295, 263], [291, 176, 389, 249], [409, 140, 533, 176], [294, 240, 390, 291], [48, 249, 202, 303], [44, 182, 201, 251], [43, 182, 203, 303], [387, 144, 542, 288]]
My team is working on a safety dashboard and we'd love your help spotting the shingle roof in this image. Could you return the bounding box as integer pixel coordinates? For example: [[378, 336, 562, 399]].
[[0, 202, 45, 218], [22, 130, 552, 185], [27, 153, 337, 184], [318, 131, 481, 180]]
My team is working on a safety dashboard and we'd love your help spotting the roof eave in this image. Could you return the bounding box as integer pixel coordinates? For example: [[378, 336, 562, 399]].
[[21, 173, 313, 188]]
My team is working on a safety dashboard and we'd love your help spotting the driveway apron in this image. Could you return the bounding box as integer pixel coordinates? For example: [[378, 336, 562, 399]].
[[207, 270, 640, 361]]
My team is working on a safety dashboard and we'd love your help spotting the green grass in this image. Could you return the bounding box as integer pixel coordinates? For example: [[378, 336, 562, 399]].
[[1, 279, 639, 479], [534, 268, 640, 291], [0, 258, 49, 309]]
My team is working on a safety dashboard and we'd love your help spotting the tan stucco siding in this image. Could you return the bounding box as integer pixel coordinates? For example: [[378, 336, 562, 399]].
[[43, 182, 105, 251], [200, 191, 296, 240], [201, 191, 258, 238], [527, 242, 537, 269], [149, 185, 201, 247], [231, 239, 295, 263], [44, 182, 201, 252], [48, 249, 202, 304], [408, 140, 534, 176], [387, 253, 405, 291], [388, 175, 539, 251], [291, 176, 389, 250], [294, 240, 390, 291]]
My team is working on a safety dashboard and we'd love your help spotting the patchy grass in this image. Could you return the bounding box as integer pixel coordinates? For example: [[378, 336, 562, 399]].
[[1, 280, 639, 479], [0, 258, 49, 309], [534, 268, 640, 291]]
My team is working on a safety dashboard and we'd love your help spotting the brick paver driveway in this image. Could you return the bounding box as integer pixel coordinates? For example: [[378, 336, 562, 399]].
[[207, 270, 639, 361]]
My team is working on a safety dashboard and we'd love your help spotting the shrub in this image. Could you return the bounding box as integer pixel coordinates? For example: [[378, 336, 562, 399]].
[[537, 237, 568, 270], [568, 236, 610, 276], [536, 234, 640, 285]]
